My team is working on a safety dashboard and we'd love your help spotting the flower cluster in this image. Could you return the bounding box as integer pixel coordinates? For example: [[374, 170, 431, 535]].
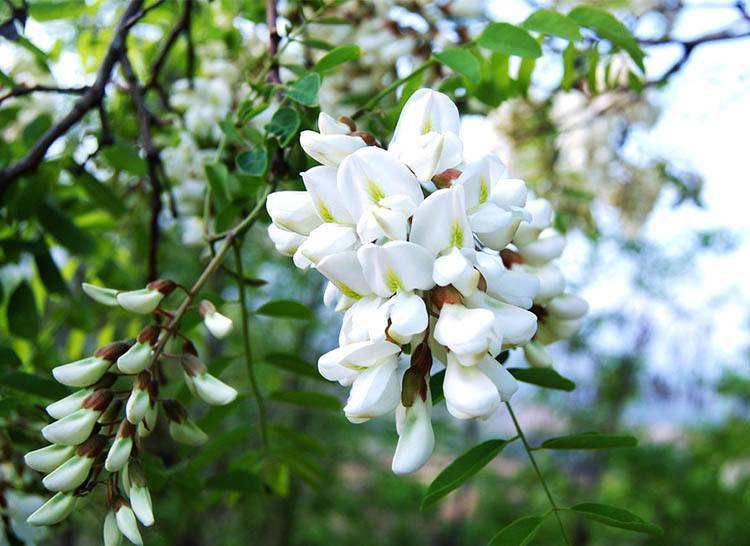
[[267, 89, 588, 474], [24, 280, 236, 543]]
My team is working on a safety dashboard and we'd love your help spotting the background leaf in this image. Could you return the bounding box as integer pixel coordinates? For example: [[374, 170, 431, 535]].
[[571, 502, 663, 535], [478, 23, 542, 58], [540, 432, 638, 450], [488, 515, 545, 546], [508, 368, 576, 391]]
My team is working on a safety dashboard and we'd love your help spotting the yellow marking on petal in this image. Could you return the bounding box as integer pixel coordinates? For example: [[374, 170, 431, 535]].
[[317, 201, 335, 223], [367, 179, 386, 203], [479, 177, 489, 204], [450, 220, 464, 247], [337, 283, 362, 300], [385, 267, 404, 293], [422, 117, 432, 134]]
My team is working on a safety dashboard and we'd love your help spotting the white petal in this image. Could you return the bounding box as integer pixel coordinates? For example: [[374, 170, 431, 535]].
[[126, 389, 149, 425], [523, 340, 553, 368], [534, 264, 566, 302], [337, 146, 423, 221], [357, 241, 435, 297], [455, 154, 507, 208], [547, 294, 588, 320], [467, 292, 538, 349], [389, 292, 428, 339], [25, 444, 75, 473], [204, 311, 233, 339], [390, 89, 460, 151], [476, 356, 518, 402], [104, 510, 122, 546], [397, 131, 463, 181], [43, 455, 94, 492], [300, 131, 366, 167], [443, 354, 500, 420], [192, 373, 238, 406], [267, 223, 306, 256], [546, 317, 584, 339], [392, 394, 435, 474], [339, 296, 385, 345], [169, 419, 208, 446], [26, 493, 77, 526], [266, 191, 322, 235], [117, 343, 152, 374], [514, 198, 553, 246], [115, 505, 143, 546], [298, 223, 357, 265], [46, 389, 92, 419], [410, 186, 473, 256], [104, 436, 133, 472], [42, 408, 99, 446], [344, 357, 400, 422], [475, 251, 538, 309], [317, 251, 372, 299], [130, 485, 154, 527], [52, 357, 110, 388], [116, 288, 164, 314], [317, 112, 350, 135], [518, 230, 566, 266], [319, 340, 401, 373], [433, 304, 495, 365], [323, 282, 341, 308], [433, 247, 479, 297], [81, 283, 119, 306], [491, 178, 527, 208], [302, 165, 353, 224]]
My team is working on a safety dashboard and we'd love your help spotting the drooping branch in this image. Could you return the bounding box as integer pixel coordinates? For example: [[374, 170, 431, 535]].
[[146, 0, 193, 96], [0, 0, 145, 203]]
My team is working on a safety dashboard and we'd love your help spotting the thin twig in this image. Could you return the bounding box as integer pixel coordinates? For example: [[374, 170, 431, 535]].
[[146, 0, 193, 92], [0, 85, 91, 106]]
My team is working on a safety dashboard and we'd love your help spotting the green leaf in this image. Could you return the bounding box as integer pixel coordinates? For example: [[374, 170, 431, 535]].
[[488, 515, 545, 546], [540, 432, 637, 450], [430, 369, 445, 404], [102, 143, 147, 177], [75, 170, 125, 216], [206, 469, 264, 493], [285, 73, 321, 106], [568, 6, 645, 71], [255, 299, 312, 320], [29, 0, 87, 21], [7, 282, 39, 339], [34, 241, 68, 294], [22, 114, 53, 149], [570, 502, 663, 535], [205, 163, 230, 208], [522, 9, 582, 41], [263, 353, 323, 381], [0, 371, 69, 399], [0, 346, 22, 370], [314, 44, 362, 74], [422, 439, 511, 510], [37, 201, 96, 255], [517, 56, 537, 97], [433, 48, 481, 83], [562, 43, 576, 91], [508, 367, 575, 391], [478, 23, 541, 58], [236, 148, 268, 177], [270, 390, 341, 411], [265, 107, 301, 146]]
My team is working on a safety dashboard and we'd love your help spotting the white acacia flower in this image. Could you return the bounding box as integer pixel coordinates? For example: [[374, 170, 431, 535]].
[[443, 353, 518, 420], [104, 422, 134, 473], [199, 300, 233, 339], [392, 389, 434, 474], [410, 185, 473, 257], [517, 228, 566, 267], [26, 492, 77, 526], [126, 373, 151, 425], [343, 355, 401, 423], [81, 283, 119, 306], [42, 436, 104, 492], [115, 502, 143, 545], [164, 400, 208, 446], [130, 483, 154, 527], [432, 247, 480, 297], [300, 112, 367, 167], [42, 390, 112, 446], [267, 223, 306, 256], [52, 356, 112, 388], [296, 223, 358, 266], [117, 342, 152, 374], [45, 388, 93, 420], [116, 288, 165, 314], [266, 191, 322, 235], [339, 295, 386, 345], [474, 251, 539, 309], [465, 292, 538, 350], [337, 146, 423, 242], [532, 264, 567, 303], [25, 444, 75, 474], [318, 340, 401, 387], [104, 510, 121, 546], [316, 251, 373, 306], [535, 294, 589, 344], [301, 165, 354, 225], [433, 304, 496, 365], [523, 340, 553, 368]]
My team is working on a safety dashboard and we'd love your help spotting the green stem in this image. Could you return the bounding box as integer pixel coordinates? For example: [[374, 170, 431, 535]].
[[352, 58, 437, 119], [233, 238, 270, 452], [506, 402, 570, 545]]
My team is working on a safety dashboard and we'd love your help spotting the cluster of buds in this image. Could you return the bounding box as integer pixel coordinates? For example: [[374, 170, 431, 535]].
[[266, 89, 588, 474], [24, 280, 238, 542]]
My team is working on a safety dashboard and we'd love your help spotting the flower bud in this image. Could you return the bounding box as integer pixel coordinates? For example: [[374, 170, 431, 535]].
[[410, 343, 433, 375], [523, 340, 553, 368], [429, 285, 462, 310], [432, 168, 461, 189], [499, 249, 523, 269], [52, 356, 111, 388], [182, 355, 238, 406], [392, 393, 435, 475], [128, 464, 154, 527], [117, 328, 157, 374], [114, 499, 143, 545], [95, 341, 134, 362], [105, 421, 135, 472], [26, 492, 77, 526], [25, 444, 75, 473], [46, 388, 93, 419], [104, 510, 122, 546], [82, 283, 119, 306], [126, 372, 151, 425], [42, 435, 105, 492], [98, 398, 124, 425], [116, 280, 174, 314], [400, 367, 427, 408], [199, 300, 233, 339], [42, 390, 112, 446], [163, 400, 208, 446]]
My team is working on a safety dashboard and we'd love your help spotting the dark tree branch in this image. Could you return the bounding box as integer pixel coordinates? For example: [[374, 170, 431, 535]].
[[146, 0, 193, 92], [119, 51, 164, 282], [0, 0, 145, 203], [266, 0, 281, 85], [0, 85, 91, 105]]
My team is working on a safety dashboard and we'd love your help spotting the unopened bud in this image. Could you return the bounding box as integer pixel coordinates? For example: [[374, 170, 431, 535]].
[[401, 367, 428, 407], [146, 279, 176, 295], [98, 398, 123, 425], [82, 389, 114, 412], [95, 341, 133, 362], [76, 434, 107, 458], [95, 373, 118, 390], [137, 325, 160, 345], [430, 285, 462, 310], [432, 168, 462, 189], [410, 343, 433, 375], [183, 339, 198, 356], [338, 115, 356, 132], [162, 399, 186, 423], [181, 354, 207, 377]]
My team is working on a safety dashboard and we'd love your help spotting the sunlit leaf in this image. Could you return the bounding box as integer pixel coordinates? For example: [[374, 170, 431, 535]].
[[568, 6, 645, 71], [285, 73, 321, 106], [265, 107, 301, 146], [522, 9, 582, 41], [478, 23, 541, 58], [434, 47, 481, 83], [315, 44, 362, 74]]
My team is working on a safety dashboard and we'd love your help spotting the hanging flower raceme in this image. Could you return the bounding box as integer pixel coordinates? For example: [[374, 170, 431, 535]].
[[265, 88, 588, 475], [25, 278, 238, 541]]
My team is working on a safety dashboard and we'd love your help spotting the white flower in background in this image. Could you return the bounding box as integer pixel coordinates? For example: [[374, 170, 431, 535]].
[[266, 88, 587, 473]]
